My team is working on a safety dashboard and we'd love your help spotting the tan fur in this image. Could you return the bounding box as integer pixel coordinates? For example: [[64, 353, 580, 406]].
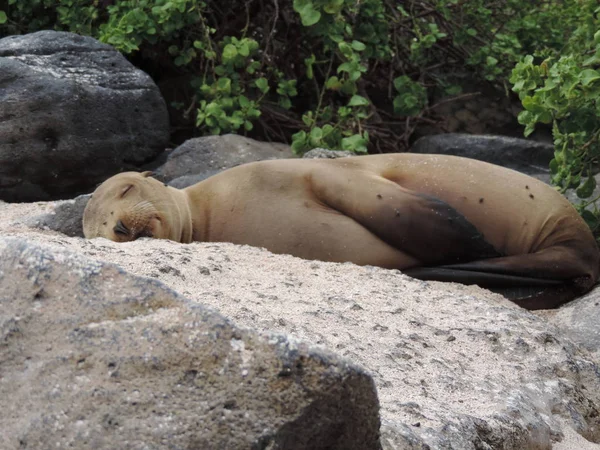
[[83, 153, 600, 308]]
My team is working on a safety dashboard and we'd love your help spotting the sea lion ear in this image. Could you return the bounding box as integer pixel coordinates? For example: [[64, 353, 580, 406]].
[[141, 171, 153, 178]]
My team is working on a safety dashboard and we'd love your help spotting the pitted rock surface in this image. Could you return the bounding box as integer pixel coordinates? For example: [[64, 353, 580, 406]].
[[411, 133, 554, 175], [3, 199, 600, 449], [154, 134, 294, 186], [0, 31, 169, 202], [0, 237, 381, 450]]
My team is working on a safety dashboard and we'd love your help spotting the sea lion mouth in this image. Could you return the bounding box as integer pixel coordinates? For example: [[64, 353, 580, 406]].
[[135, 228, 154, 239], [113, 218, 154, 241]]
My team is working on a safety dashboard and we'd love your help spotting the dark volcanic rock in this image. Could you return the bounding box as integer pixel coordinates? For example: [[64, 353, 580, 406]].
[[411, 133, 555, 175], [24, 194, 90, 237], [155, 134, 294, 186], [0, 237, 381, 450], [0, 31, 169, 202]]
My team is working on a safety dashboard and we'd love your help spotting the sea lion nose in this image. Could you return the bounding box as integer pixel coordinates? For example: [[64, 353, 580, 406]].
[[113, 219, 130, 236]]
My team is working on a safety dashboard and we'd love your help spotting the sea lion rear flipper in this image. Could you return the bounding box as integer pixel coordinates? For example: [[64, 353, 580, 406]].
[[404, 250, 596, 309], [402, 266, 562, 288]]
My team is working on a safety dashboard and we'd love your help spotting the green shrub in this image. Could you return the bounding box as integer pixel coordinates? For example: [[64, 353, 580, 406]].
[[510, 4, 600, 238], [0, 0, 593, 156]]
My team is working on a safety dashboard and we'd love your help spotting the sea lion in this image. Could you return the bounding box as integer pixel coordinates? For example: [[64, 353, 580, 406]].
[[82, 153, 600, 310]]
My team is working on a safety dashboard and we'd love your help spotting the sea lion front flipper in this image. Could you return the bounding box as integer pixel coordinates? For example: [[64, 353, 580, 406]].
[[312, 170, 500, 266]]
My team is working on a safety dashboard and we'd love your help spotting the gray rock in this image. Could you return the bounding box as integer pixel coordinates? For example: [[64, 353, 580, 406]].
[[411, 134, 555, 175], [167, 170, 222, 189], [155, 134, 294, 183], [0, 31, 169, 202], [303, 148, 355, 159], [25, 193, 90, 237], [542, 286, 600, 358], [19, 234, 599, 450], [0, 237, 381, 450]]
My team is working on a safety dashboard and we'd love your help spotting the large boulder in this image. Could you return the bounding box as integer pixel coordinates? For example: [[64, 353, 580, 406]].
[[155, 134, 294, 188], [74, 238, 600, 450], [0, 237, 381, 450], [411, 133, 555, 175], [0, 31, 170, 202], [6, 198, 600, 448]]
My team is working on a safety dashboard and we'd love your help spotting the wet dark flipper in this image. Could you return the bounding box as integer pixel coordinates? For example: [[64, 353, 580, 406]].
[[403, 266, 562, 288], [404, 252, 595, 310]]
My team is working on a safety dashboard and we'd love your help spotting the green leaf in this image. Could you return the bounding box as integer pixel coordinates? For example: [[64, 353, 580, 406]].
[[351, 40, 366, 52], [279, 97, 292, 109], [291, 130, 308, 154], [322, 124, 334, 136], [309, 127, 323, 145], [255, 77, 269, 94], [325, 76, 342, 90], [348, 95, 369, 107], [583, 53, 600, 67], [302, 8, 321, 26], [246, 61, 260, 74], [393, 75, 411, 92], [341, 133, 368, 153], [238, 95, 250, 108], [222, 44, 237, 61], [580, 69, 600, 86], [238, 42, 250, 57], [302, 112, 313, 127], [486, 56, 498, 67], [293, 0, 321, 26], [0, 11, 6, 24], [337, 62, 353, 74], [323, 0, 343, 14], [522, 96, 546, 114], [576, 175, 597, 199], [216, 77, 231, 94], [338, 41, 353, 59], [304, 54, 315, 80]]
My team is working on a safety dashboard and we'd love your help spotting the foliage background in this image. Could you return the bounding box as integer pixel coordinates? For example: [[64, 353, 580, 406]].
[[1, 0, 599, 235]]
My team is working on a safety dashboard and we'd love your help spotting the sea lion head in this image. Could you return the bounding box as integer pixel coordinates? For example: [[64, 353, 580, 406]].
[[83, 171, 192, 243]]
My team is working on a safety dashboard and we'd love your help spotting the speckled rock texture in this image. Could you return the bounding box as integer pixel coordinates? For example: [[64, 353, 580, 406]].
[[154, 134, 294, 187], [0, 31, 169, 202], [303, 148, 355, 159], [24, 193, 91, 237], [411, 133, 554, 175], [0, 237, 381, 450], [3, 200, 600, 449], [541, 288, 600, 360]]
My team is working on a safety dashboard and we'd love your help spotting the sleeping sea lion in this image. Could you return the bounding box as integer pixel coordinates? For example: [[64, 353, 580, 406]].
[[82, 153, 600, 310]]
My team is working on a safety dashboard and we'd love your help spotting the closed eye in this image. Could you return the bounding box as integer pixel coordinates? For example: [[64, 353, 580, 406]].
[[120, 185, 134, 198]]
